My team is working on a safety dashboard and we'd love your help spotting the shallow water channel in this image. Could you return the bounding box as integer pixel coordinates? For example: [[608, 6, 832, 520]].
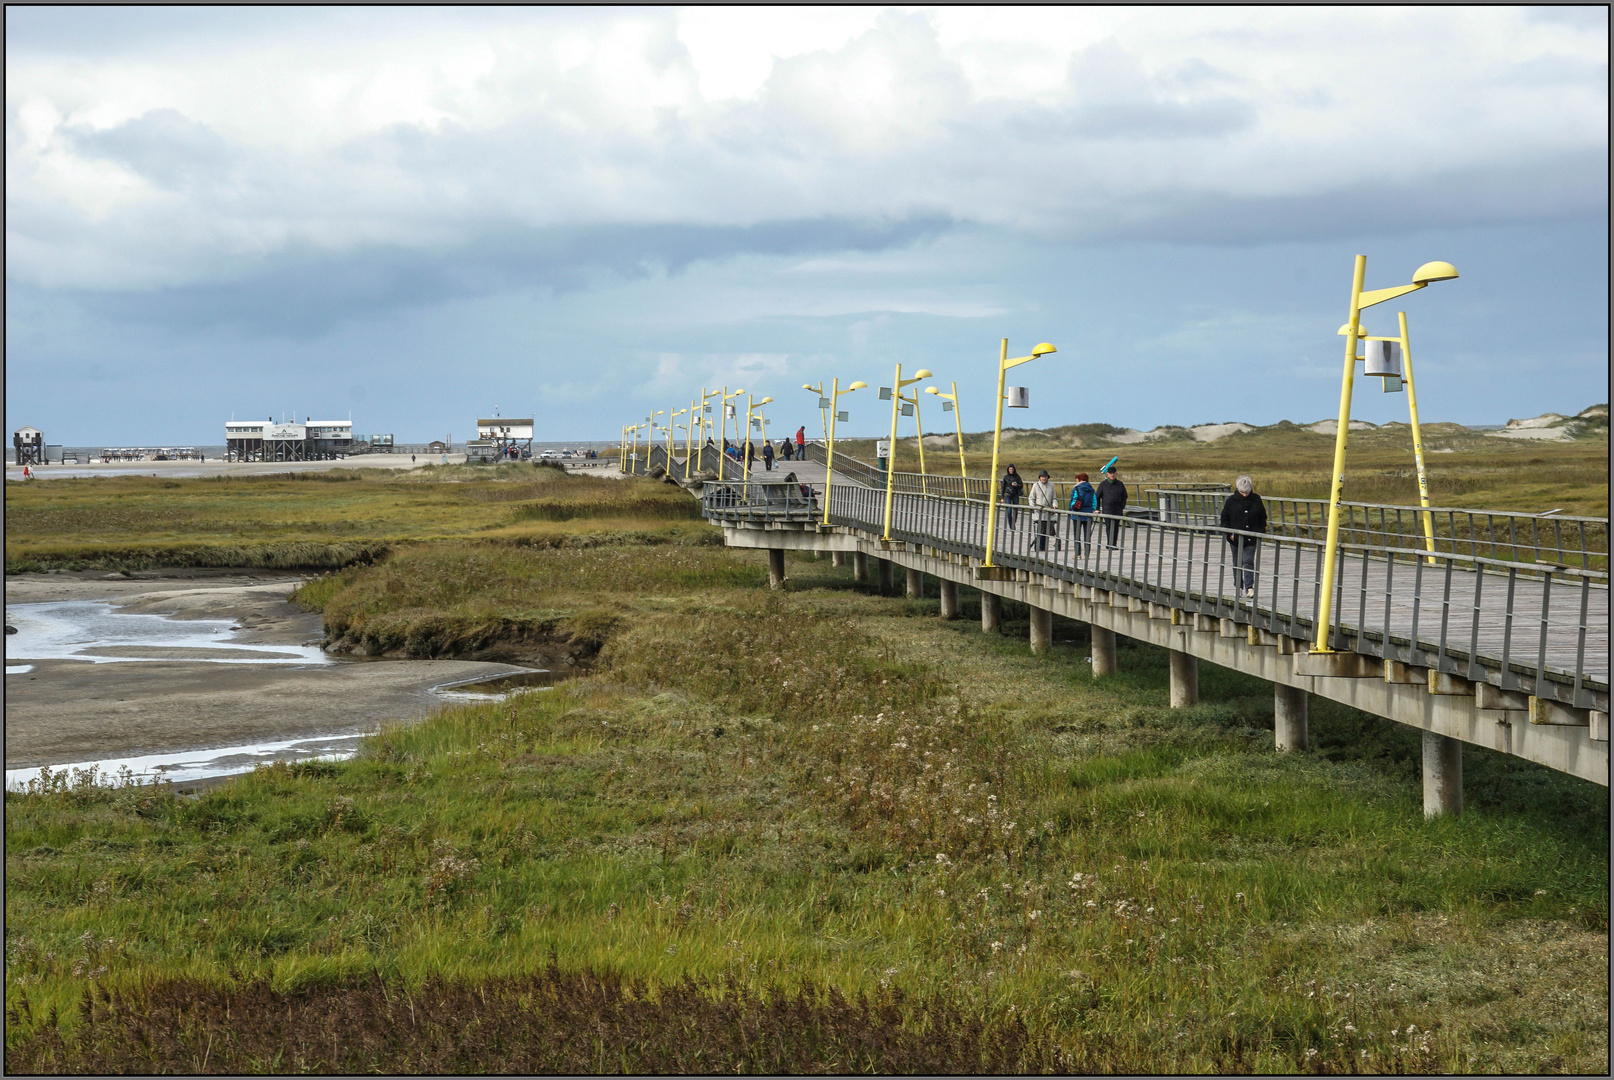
[[4, 595, 565, 790]]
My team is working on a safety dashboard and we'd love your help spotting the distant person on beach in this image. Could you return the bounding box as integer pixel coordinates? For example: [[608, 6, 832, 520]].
[[1068, 472, 1096, 559], [1029, 469, 1058, 551], [1097, 465, 1127, 547], [1219, 474, 1268, 597], [999, 464, 1024, 530]]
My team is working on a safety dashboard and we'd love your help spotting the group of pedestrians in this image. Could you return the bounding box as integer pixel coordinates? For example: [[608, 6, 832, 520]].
[[756, 426, 809, 471], [996, 463, 1268, 595]]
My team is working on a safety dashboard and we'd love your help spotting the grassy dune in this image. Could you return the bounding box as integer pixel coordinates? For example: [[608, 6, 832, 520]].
[[6, 548, 1607, 1073], [3, 464, 705, 572], [839, 421, 1611, 516]]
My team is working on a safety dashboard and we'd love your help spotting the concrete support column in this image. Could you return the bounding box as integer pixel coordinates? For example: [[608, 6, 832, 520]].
[[768, 549, 786, 589], [938, 579, 959, 619], [1274, 684, 1309, 752], [1168, 650, 1199, 708], [877, 558, 895, 594], [1090, 625, 1116, 676], [1029, 605, 1053, 655], [1422, 732, 1463, 818], [905, 568, 924, 599], [981, 591, 1002, 633], [852, 551, 868, 583], [831, 551, 845, 568]]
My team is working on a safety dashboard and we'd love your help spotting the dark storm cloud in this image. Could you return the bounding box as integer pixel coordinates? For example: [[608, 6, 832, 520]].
[[81, 215, 956, 337]]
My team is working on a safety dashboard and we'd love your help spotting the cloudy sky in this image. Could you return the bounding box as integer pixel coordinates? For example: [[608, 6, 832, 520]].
[[6, 6, 1607, 445]]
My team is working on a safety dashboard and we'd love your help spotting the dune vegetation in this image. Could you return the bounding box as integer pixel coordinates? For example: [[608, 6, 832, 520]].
[[5, 446, 1608, 1072]]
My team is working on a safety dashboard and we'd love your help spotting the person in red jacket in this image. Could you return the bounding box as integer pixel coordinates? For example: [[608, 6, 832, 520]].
[[796, 426, 806, 454]]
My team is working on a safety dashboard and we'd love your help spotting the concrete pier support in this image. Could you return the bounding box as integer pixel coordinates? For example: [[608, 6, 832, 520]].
[[831, 551, 845, 568], [1029, 605, 1053, 655], [852, 551, 868, 583], [1422, 732, 1463, 818], [1168, 650, 1199, 707], [981, 592, 1002, 633], [1274, 684, 1309, 752], [905, 567, 924, 599], [768, 549, 786, 589], [938, 579, 959, 619], [1090, 624, 1116, 676], [877, 558, 895, 594]]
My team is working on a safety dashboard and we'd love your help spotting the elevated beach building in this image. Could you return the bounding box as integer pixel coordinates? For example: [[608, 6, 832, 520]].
[[226, 418, 353, 462]]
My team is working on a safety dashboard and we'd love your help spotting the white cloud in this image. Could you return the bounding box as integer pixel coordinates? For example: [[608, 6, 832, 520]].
[[4, 6, 1606, 292]]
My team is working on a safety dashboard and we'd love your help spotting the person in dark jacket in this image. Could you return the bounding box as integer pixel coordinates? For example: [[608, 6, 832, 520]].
[[1068, 472, 1096, 560], [999, 464, 1024, 530], [1219, 474, 1268, 597], [761, 439, 774, 471], [1096, 465, 1128, 547], [780, 437, 794, 462]]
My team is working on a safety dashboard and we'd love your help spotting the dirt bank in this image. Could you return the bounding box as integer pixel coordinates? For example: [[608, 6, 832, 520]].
[[4, 570, 535, 769]]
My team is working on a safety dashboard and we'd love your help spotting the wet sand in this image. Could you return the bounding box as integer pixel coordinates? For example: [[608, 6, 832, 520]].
[[4, 570, 532, 770]]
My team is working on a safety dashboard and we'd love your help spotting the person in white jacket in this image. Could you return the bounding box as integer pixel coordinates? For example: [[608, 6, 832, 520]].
[[1028, 469, 1059, 552]]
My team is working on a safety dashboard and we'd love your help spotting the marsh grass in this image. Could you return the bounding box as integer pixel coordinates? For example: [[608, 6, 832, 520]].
[[6, 546, 1606, 1073], [4, 468, 706, 572]]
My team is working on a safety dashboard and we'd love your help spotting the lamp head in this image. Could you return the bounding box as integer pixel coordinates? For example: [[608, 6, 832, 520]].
[[1411, 261, 1458, 285], [1031, 343, 1057, 357], [848, 381, 868, 391], [759, 396, 772, 405], [914, 368, 933, 379], [802, 384, 814, 391], [925, 386, 940, 395]]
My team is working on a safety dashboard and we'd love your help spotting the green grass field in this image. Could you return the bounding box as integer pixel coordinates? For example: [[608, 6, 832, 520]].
[[5, 445, 1608, 1072]]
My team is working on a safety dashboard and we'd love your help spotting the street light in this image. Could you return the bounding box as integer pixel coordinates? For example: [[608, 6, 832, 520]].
[[898, 384, 931, 495], [1370, 312, 1438, 563], [802, 382, 831, 449], [743, 395, 773, 479], [925, 382, 968, 480], [880, 365, 931, 540], [669, 407, 687, 470], [981, 339, 1056, 571], [720, 388, 746, 474], [693, 388, 721, 477], [1314, 256, 1457, 653], [821, 379, 868, 526]]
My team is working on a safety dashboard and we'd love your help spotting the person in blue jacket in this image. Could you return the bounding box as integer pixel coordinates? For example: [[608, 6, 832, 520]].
[[1067, 472, 1096, 560]]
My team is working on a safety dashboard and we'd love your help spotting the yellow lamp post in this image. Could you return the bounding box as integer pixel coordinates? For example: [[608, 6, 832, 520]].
[[719, 388, 746, 471], [898, 386, 931, 494], [879, 365, 931, 540], [981, 340, 1057, 570], [619, 425, 628, 473], [742, 395, 773, 479], [694, 388, 721, 476], [1393, 312, 1438, 562], [1313, 257, 1458, 652], [821, 379, 868, 525], [801, 382, 831, 448], [668, 407, 687, 470], [925, 382, 968, 480]]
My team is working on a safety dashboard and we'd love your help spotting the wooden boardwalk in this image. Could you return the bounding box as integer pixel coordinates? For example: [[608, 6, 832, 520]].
[[849, 489, 1608, 695]]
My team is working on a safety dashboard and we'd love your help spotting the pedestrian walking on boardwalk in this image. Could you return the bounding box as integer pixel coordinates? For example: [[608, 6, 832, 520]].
[[1000, 463, 1025, 531], [796, 426, 807, 456], [1220, 474, 1268, 597], [1097, 465, 1127, 547], [762, 439, 775, 471], [780, 437, 794, 462], [1029, 469, 1059, 552], [1068, 472, 1096, 560]]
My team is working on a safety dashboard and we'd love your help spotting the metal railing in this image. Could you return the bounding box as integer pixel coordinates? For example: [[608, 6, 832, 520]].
[[1152, 490, 1609, 572], [702, 480, 822, 523], [804, 484, 1607, 708]]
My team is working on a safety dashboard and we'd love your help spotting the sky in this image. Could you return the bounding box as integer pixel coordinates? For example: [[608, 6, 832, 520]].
[[5, 6, 1608, 446]]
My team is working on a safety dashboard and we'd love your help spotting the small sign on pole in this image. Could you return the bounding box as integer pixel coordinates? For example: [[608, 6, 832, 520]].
[[1006, 386, 1030, 408], [819, 397, 831, 409], [876, 439, 889, 460], [879, 387, 893, 400], [837, 410, 849, 422]]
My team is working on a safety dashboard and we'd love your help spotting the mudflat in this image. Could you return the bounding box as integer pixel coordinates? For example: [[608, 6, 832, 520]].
[[4, 570, 531, 768]]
